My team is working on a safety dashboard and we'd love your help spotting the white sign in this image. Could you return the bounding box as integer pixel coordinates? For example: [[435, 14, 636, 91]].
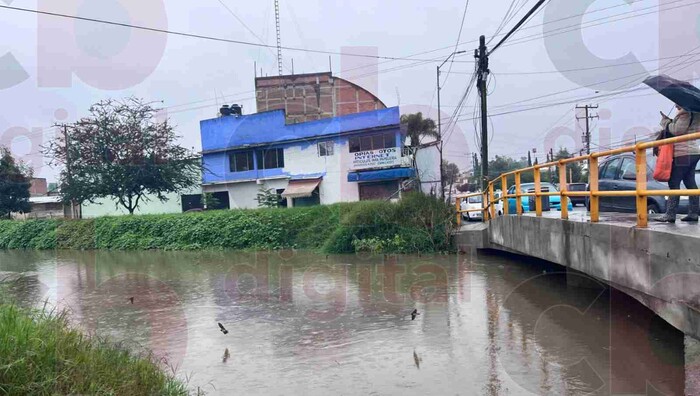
[[351, 147, 401, 170]]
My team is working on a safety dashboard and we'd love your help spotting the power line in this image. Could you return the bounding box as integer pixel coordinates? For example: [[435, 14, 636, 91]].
[[500, 0, 700, 50], [442, 0, 471, 88], [0, 4, 469, 63], [489, 0, 548, 55]]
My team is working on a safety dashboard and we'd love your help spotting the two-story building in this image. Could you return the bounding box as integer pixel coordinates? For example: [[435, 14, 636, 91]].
[[199, 106, 422, 208]]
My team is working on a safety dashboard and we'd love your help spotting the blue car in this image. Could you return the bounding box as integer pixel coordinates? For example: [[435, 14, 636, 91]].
[[506, 182, 574, 213]]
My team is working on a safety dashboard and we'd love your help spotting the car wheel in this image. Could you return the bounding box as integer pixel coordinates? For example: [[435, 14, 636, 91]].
[[648, 202, 660, 214], [498, 210, 503, 216]]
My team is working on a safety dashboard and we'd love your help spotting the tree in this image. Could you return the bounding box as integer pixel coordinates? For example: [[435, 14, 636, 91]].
[[256, 186, 281, 208], [47, 98, 201, 214], [443, 160, 460, 202], [400, 112, 438, 147], [400, 112, 442, 198], [550, 147, 584, 184], [0, 148, 31, 218]]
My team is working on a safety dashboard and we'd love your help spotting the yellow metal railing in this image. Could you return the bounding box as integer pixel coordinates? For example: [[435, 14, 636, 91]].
[[455, 131, 700, 228]]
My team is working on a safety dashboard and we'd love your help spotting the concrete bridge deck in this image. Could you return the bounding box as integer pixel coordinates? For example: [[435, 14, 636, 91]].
[[454, 211, 700, 340]]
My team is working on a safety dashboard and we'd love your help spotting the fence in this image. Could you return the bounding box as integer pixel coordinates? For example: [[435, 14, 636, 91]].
[[455, 131, 700, 228]]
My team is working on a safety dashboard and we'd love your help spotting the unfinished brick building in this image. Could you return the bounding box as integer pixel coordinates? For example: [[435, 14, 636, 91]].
[[255, 72, 386, 124]]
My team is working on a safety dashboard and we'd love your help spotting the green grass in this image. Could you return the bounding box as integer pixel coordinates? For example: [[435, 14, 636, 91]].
[[0, 193, 456, 254], [0, 301, 188, 396]]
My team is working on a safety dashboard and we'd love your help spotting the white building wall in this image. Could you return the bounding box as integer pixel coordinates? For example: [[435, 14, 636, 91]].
[[415, 144, 441, 195], [279, 140, 359, 204]]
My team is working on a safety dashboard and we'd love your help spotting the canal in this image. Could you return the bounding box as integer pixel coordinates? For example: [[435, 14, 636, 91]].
[[0, 250, 686, 395]]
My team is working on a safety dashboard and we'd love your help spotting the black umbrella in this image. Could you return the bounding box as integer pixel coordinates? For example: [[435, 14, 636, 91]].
[[643, 74, 700, 112]]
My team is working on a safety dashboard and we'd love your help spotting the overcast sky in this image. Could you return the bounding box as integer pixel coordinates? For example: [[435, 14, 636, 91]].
[[1, 0, 698, 180]]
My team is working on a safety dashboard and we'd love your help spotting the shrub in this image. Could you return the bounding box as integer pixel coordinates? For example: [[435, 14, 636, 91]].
[[0, 195, 455, 254]]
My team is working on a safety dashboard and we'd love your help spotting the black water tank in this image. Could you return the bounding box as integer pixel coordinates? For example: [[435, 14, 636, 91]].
[[230, 104, 242, 116], [219, 104, 231, 116]]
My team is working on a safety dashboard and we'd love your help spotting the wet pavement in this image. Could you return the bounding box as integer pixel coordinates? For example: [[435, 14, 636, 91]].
[[461, 206, 700, 238]]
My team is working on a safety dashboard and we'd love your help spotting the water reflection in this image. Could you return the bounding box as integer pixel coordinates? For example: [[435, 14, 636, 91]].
[[0, 250, 686, 395]]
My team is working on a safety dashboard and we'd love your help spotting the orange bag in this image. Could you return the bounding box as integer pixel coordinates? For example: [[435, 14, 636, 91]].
[[653, 144, 674, 182]]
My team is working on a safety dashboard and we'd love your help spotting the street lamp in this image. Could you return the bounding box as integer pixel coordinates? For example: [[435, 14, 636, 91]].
[[437, 50, 467, 200]]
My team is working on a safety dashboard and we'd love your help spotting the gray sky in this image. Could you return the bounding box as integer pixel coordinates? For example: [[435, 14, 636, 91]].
[[1, 0, 696, 180]]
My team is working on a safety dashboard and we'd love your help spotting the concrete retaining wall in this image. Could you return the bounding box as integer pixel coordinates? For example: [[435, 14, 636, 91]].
[[464, 216, 700, 339]]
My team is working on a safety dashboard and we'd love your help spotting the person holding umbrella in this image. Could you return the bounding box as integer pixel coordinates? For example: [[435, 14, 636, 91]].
[[644, 75, 700, 223], [655, 105, 700, 223]]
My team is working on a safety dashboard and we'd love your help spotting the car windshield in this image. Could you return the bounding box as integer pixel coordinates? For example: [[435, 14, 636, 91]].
[[468, 196, 482, 203]]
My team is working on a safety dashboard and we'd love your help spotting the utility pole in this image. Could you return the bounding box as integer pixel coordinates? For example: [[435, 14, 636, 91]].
[[470, 0, 546, 192], [576, 105, 598, 155], [475, 35, 489, 191], [62, 124, 77, 219], [437, 50, 466, 201]]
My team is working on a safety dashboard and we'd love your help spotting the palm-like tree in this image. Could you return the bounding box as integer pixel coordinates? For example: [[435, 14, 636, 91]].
[[400, 112, 439, 147]]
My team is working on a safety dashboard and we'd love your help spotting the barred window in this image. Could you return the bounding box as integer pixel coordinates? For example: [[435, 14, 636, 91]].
[[318, 141, 334, 157]]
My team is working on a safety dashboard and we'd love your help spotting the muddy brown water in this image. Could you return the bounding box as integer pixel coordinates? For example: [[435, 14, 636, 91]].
[[0, 250, 686, 395]]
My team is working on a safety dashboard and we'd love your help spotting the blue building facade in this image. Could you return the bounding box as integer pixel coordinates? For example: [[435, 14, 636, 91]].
[[199, 107, 417, 208]]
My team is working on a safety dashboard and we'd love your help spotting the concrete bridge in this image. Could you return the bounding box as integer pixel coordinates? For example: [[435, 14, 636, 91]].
[[454, 211, 700, 390], [455, 211, 700, 338]]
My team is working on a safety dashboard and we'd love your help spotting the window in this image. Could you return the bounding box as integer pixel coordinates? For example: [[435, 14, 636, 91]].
[[619, 157, 636, 179], [318, 141, 334, 157], [256, 148, 285, 170], [229, 151, 254, 172], [600, 158, 622, 180], [348, 131, 396, 153]]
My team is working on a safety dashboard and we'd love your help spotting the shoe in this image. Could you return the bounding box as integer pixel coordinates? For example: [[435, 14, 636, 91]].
[[681, 215, 699, 222], [654, 216, 676, 223]]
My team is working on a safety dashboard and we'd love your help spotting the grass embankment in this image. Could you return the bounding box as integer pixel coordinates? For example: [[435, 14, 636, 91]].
[[0, 193, 455, 253], [0, 301, 188, 395]]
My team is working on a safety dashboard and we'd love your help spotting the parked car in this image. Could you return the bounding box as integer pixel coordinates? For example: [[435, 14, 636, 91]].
[[567, 183, 588, 207], [506, 182, 574, 213], [460, 194, 483, 221], [585, 153, 700, 214]]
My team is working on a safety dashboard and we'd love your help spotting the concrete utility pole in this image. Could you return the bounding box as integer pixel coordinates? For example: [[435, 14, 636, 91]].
[[475, 36, 489, 191], [62, 124, 77, 219], [576, 104, 599, 155], [437, 50, 466, 200]]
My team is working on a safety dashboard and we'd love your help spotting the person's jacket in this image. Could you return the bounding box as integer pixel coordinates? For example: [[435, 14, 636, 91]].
[[660, 109, 700, 158]]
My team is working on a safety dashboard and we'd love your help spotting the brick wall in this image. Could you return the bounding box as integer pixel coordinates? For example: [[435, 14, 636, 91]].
[[255, 72, 386, 124]]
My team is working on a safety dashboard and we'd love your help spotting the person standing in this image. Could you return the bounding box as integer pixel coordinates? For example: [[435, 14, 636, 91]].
[[655, 105, 700, 223]]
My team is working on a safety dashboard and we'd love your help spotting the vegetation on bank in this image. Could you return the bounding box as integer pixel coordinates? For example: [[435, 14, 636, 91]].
[[0, 300, 188, 395], [0, 193, 455, 254]]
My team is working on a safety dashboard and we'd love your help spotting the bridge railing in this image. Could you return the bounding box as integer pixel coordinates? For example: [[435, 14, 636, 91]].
[[455, 131, 700, 228]]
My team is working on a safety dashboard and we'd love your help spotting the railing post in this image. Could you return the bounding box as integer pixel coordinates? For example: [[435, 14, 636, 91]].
[[501, 175, 508, 215], [636, 147, 648, 227], [456, 197, 461, 228], [589, 157, 599, 222], [515, 171, 522, 215], [534, 168, 542, 216], [482, 192, 488, 222], [558, 162, 568, 220], [489, 183, 496, 219]]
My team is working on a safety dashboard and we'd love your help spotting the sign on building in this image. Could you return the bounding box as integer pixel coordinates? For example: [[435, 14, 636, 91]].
[[351, 147, 401, 170]]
